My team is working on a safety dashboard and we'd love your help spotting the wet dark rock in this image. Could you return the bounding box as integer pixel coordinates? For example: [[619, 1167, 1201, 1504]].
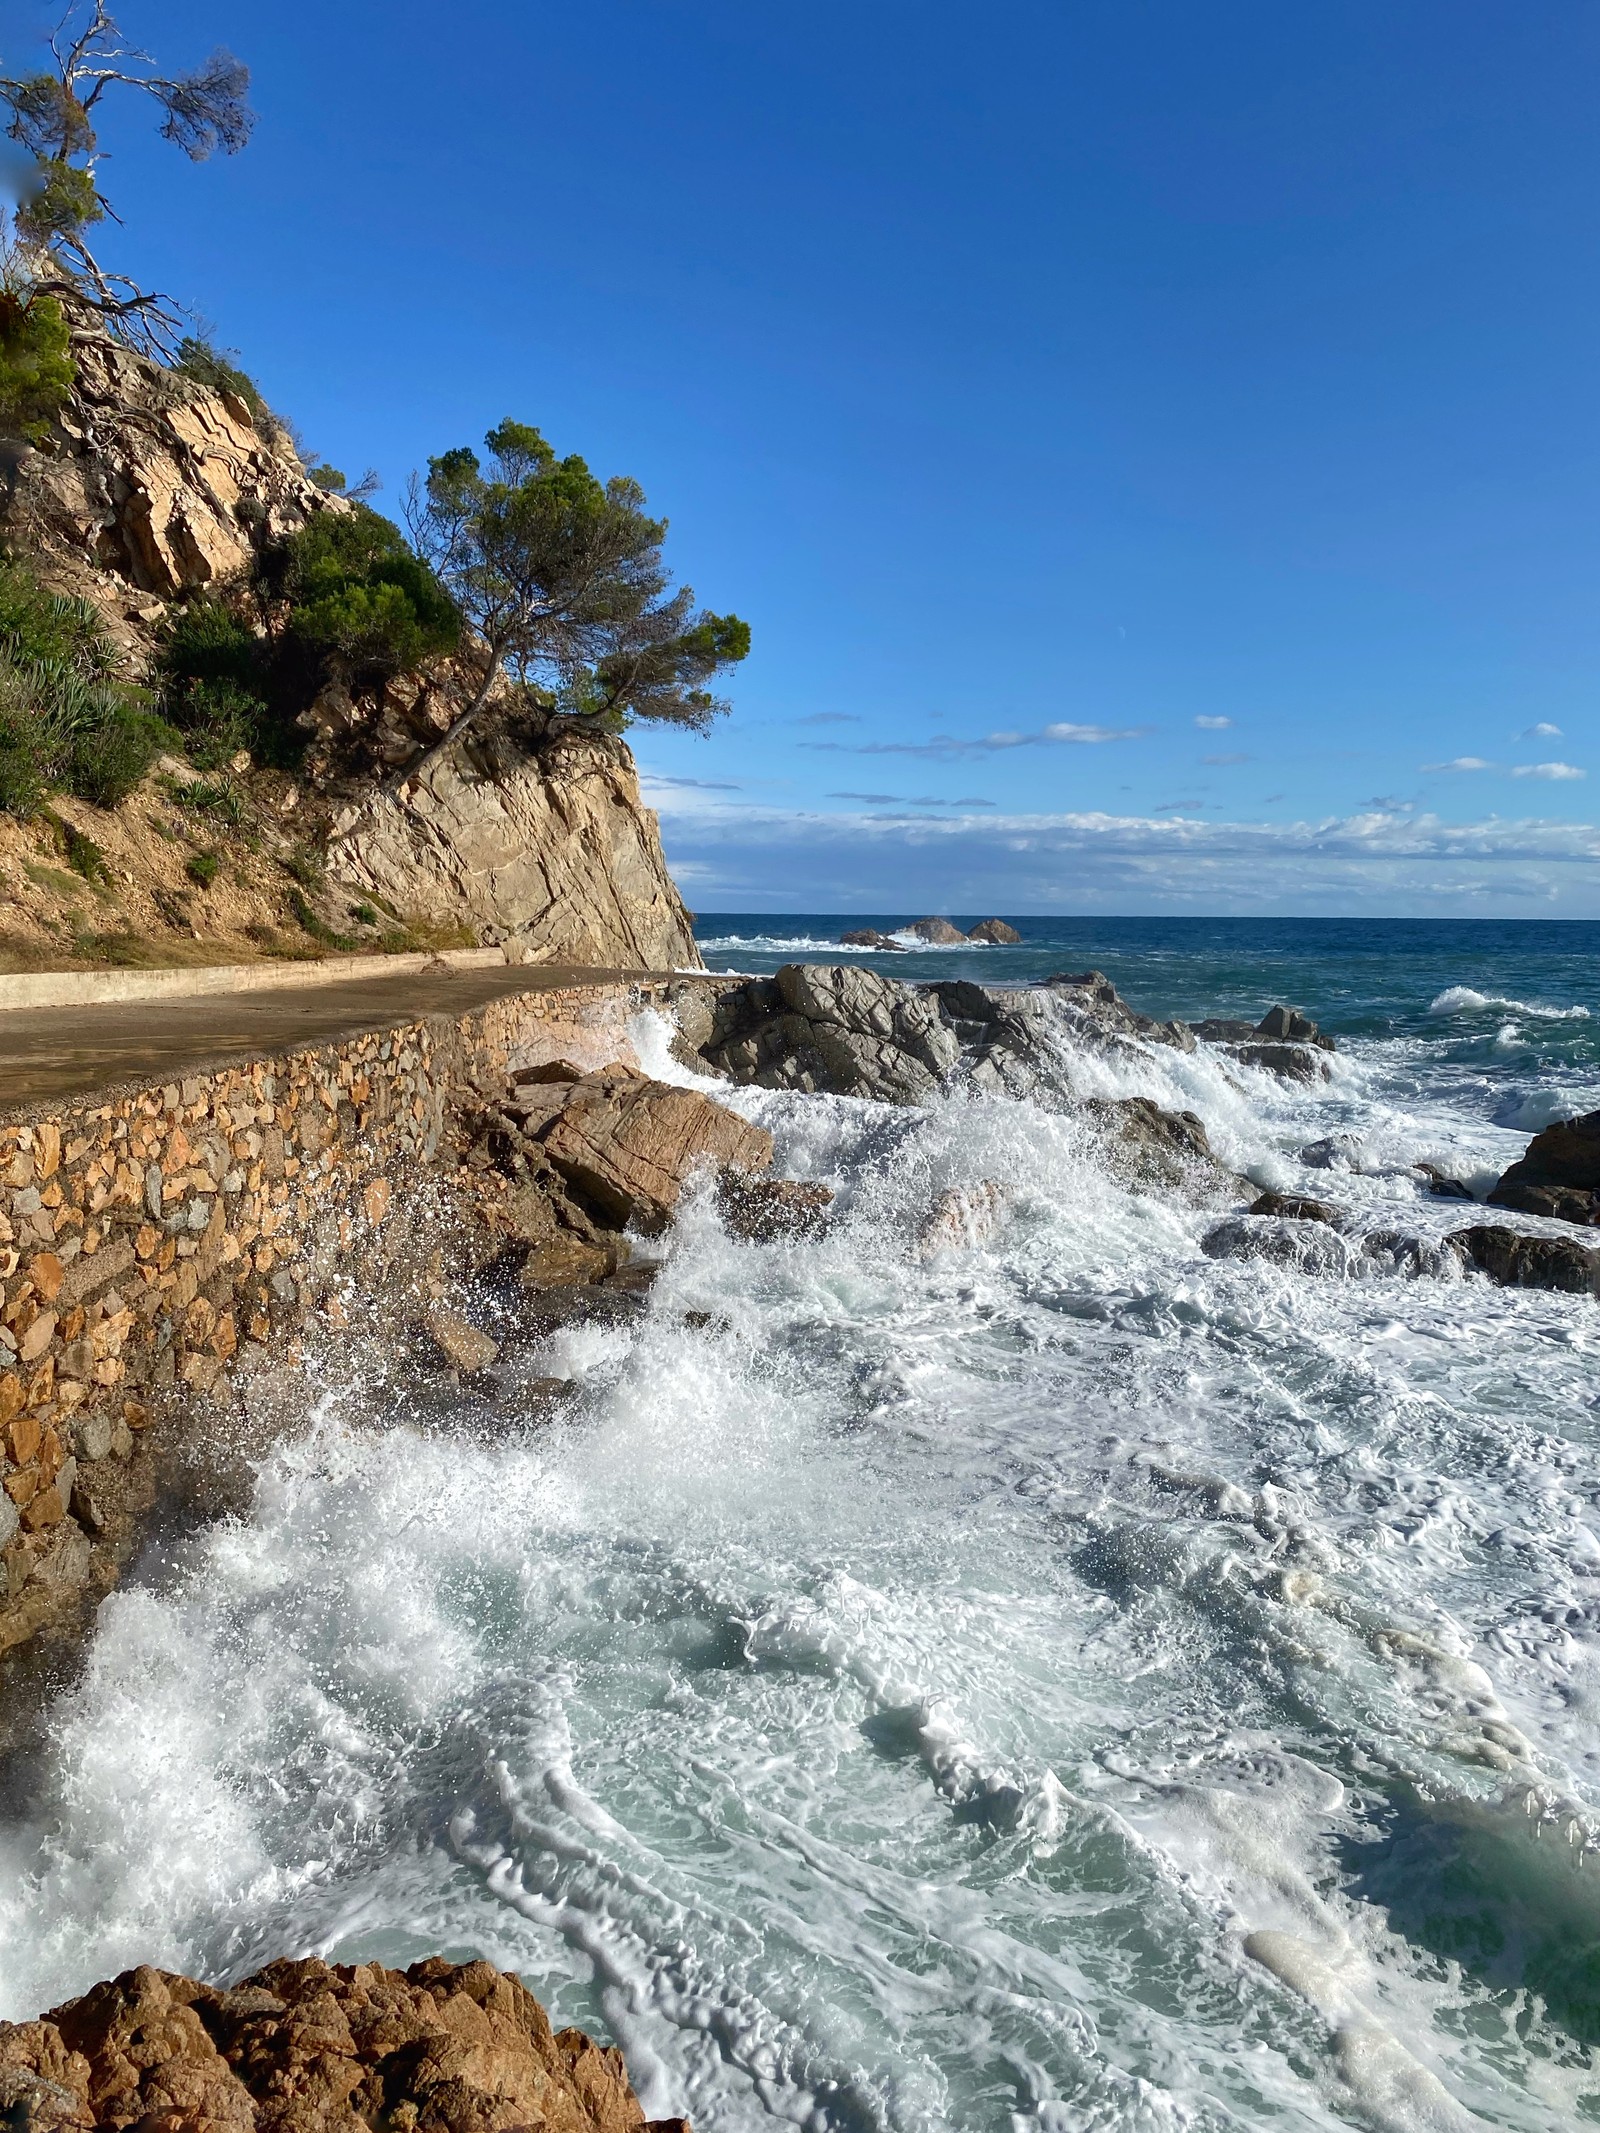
[[1041, 971, 1193, 1049], [717, 1173, 835, 1242], [1360, 1230, 1465, 1279], [1487, 1108, 1600, 1226], [1088, 1097, 1244, 1201], [602, 1261, 662, 1295], [522, 1285, 649, 1333], [510, 1057, 588, 1085], [1448, 1224, 1600, 1296], [839, 927, 907, 950], [1195, 1007, 1334, 1079], [423, 1306, 500, 1374], [1228, 1042, 1331, 1085], [967, 919, 1022, 944], [1414, 1161, 1476, 1201], [1300, 1135, 1364, 1171], [1192, 1018, 1259, 1043], [701, 964, 961, 1102], [0, 1955, 670, 2133], [1254, 1005, 1335, 1051], [1248, 1192, 1343, 1225], [1202, 1216, 1357, 1276]]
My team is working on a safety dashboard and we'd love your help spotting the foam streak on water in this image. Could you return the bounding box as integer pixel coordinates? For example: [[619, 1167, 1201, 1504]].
[[4, 943, 1600, 2131]]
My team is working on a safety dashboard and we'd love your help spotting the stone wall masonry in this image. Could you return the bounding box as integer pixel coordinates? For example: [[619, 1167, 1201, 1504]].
[[0, 976, 720, 1663]]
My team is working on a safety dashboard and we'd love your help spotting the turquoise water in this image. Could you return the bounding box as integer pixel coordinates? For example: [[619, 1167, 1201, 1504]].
[[3, 919, 1600, 2131]]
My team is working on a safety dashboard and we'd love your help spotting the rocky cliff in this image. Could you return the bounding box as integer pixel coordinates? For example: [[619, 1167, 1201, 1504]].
[[2, 316, 699, 972]]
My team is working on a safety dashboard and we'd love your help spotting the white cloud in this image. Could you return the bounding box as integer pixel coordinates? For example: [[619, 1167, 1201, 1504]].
[[803, 721, 1146, 757], [1194, 716, 1233, 730], [648, 787, 1600, 916], [1422, 757, 1492, 772], [1522, 722, 1563, 738], [1513, 761, 1585, 780], [1037, 722, 1142, 745]]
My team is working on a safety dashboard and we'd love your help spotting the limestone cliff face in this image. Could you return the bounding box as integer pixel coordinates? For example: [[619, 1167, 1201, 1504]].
[[3, 318, 702, 973], [328, 722, 699, 968]]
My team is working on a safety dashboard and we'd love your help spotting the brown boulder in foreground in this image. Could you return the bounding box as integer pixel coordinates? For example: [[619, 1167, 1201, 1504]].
[[531, 1072, 773, 1233], [1488, 1108, 1600, 1225], [0, 1955, 688, 2133]]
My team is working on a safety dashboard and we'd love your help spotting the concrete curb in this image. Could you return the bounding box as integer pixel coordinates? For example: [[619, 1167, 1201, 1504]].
[[0, 947, 511, 1015]]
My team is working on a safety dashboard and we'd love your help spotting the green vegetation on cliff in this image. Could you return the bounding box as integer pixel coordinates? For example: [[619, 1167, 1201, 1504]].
[[0, 560, 173, 813]]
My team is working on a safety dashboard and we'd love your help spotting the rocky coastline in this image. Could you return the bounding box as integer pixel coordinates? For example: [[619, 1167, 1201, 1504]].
[[5, 956, 1600, 2105]]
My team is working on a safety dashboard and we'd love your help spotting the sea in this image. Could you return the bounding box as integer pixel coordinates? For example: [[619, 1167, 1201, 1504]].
[[3, 913, 1600, 2133]]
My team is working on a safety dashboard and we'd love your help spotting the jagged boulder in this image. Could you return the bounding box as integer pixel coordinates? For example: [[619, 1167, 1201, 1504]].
[[1449, 1224, 1600, 1295], [1228, 1042, 1331, 1084], [1090, 1097, 1242, 1200], [907, 916, 967, 943], [967, 919, 1021, 944], [702, 965, 962, 1101], [1192, 1006, 1335, 1081], [0, 1956, 682, 2133], [1487, 1109, 1600, 1226], [1043, 972, 1194, 1051], [504, 1063, 772, 1232]]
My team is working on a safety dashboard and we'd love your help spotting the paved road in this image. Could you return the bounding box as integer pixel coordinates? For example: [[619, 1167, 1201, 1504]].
[[0, 965, 663, 1110]]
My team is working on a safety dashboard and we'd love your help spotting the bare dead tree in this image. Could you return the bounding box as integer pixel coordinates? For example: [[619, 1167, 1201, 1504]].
[[1, 3, 254, 353]]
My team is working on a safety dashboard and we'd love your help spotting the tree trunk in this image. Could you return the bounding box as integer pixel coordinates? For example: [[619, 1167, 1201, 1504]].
[[326, 650, 500, 847]]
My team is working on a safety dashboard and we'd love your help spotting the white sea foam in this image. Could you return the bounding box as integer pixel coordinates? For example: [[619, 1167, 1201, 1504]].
[[1429, 984, 1591, 1020], [2, 1004, 1599, 2129]]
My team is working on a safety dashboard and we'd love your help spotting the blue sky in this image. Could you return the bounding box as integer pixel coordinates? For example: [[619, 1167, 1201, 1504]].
[[14, 1, 1600, 912]]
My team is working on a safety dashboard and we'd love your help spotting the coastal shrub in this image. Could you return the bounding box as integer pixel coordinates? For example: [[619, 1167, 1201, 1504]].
[[278, 508, 459, 681], [175, 336, 271, 424], [47, 815, 110, 882], [287, 885, 354, 950], [186, 849, 220, 887], [0, 290, 75, 440], [158, 599, 284, 765], [0, 562, 173, 811], [165, 773, 245, 825]]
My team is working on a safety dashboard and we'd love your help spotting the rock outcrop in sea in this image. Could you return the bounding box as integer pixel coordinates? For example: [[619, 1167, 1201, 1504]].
[[1487, 1106, 1600, 1225]]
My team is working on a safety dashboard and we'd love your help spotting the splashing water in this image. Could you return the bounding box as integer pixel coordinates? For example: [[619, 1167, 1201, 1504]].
[[3, 931, 1600, 2131]]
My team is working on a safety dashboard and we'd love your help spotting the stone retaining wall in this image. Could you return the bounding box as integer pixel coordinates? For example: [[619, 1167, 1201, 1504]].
[[0, 976, 703, 1658]]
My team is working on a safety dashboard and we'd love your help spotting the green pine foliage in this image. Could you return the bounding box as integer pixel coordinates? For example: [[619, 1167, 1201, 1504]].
[[279, 508, 460, 679], [0, 291, 75, 441]]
